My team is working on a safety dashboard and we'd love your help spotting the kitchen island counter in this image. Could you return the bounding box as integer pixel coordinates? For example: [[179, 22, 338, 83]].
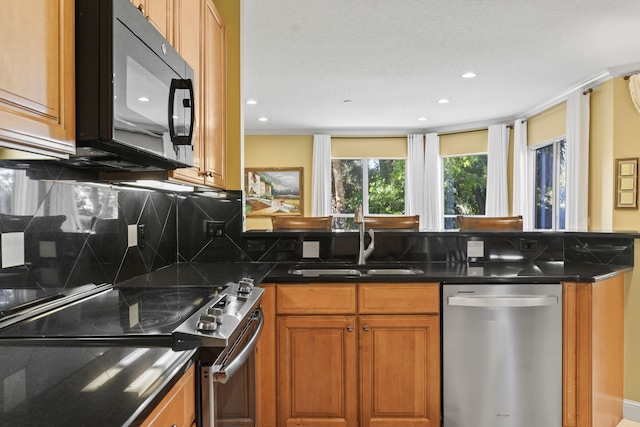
[[0, 345, 196, 426]]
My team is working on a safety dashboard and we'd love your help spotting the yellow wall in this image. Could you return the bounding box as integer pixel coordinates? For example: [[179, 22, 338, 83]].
[[589, 80, 615, 231], [212, 0, 242, 190], [527, 102, 567, 145], [244, 135, 314, 230]]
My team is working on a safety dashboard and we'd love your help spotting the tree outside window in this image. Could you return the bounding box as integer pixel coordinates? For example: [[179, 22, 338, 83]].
[[331, 158, 405, 230], [442, 154, 488, 229]]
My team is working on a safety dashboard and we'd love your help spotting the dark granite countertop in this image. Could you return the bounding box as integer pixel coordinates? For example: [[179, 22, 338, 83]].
[[117, 260, 632, 287], [263, 261, 631, 284], [0, 345, 196, 427]]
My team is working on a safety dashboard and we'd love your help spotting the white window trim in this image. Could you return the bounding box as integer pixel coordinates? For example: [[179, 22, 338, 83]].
[[528, 136, 566, 231]]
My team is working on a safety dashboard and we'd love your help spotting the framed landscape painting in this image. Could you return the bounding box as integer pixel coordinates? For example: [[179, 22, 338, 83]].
[[245, 167, 303, 217]]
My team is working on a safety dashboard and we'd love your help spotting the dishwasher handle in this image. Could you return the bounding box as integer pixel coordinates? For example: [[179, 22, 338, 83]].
[[448, 295, 558, 308]]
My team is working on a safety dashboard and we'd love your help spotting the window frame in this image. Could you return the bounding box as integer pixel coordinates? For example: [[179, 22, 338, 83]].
[[528, 136, 566, 231]]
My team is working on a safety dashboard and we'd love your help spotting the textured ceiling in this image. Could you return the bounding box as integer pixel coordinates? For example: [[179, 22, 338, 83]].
[[242, 0, 640, 135]]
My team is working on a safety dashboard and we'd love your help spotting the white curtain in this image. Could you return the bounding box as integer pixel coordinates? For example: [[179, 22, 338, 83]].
[[565, 90, 590, 230], [311, 134, 332, 216], [405, 134, 425, 227], [512, 120, 533, 229], [423, 133, 443, 230], [485, 124, 510, 216]]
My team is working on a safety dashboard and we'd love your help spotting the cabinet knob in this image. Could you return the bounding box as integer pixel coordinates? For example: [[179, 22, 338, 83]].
[[137, 3, 146, 16], [346, 325, 353, 332], [363, 325, 370, 331]]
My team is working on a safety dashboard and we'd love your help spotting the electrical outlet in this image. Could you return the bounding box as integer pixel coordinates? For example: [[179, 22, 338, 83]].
[[519, 239, 538, 251], [206, 220, 225, 239], [137, 224, 146, 249], [127, 225, 137, 248], [246, 240, 266, 252], [467, 240, 484, 258], [276, 240, 297, 252], [303, 241, 320, 258]]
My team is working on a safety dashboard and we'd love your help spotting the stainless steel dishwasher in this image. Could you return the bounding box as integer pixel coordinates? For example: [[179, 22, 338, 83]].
[[442, 283, 562, 427]]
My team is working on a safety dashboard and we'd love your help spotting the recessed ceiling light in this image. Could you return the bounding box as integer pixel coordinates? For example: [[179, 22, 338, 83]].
[[258, 117, 268, 122], [417, 117, 427, 121], [462, 72, 477, 79], [246, 99, 257, 105], [438, 98, 450, 104], [138, 96, 150, 102]]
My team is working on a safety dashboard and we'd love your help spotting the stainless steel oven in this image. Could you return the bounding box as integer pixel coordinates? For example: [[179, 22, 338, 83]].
[[200, 308, 262, 427]]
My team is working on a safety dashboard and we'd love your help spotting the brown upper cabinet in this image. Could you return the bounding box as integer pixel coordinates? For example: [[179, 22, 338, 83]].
[[130, 0, 174, 44], [0, 0, 75, 159], [170, 0, 227, 189]]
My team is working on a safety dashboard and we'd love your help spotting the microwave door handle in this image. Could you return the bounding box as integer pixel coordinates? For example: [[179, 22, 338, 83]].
[[213, 309, 264, 384], [168, 78, 194, 145]]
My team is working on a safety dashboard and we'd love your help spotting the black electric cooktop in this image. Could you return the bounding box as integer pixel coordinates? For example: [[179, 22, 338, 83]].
[[0, 286, 222, 341]]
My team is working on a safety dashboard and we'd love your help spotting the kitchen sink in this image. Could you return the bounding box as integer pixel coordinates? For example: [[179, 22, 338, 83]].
[[287, 265, 423, 277], [288, 268, 363, 277], [366, 268, 423, 275]]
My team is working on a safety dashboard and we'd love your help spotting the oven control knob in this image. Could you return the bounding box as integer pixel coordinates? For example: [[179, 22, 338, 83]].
[[239, 278, 254, 287], [238, 284, 252, 295], [206, 307, 224, 322], [197, 318, 217, 332]]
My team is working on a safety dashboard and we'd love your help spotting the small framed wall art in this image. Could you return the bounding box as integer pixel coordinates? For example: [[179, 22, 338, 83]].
[[616, 157, 638, 209], [245, 167, 303, 216]]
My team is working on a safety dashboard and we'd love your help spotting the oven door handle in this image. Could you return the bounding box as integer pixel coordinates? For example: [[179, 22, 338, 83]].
[[213, 309, 263, 384]]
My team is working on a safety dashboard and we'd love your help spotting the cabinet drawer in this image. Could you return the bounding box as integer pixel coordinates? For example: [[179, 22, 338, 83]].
[[358, 283, 440, 314], [276, 284, 357, 314]]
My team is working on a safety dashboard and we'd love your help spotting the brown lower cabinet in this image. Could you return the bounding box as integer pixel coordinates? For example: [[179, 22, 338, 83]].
[[257, 282, 440, 427], [257, 276, 625, 427], [140, 364, 196, 427], [563, 275, 624, 427]]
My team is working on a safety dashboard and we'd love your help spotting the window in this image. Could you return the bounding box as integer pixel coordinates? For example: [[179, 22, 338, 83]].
[[532, 138, 566, 230], [442, 154, 488, 229], [331, 158, 405, 230]]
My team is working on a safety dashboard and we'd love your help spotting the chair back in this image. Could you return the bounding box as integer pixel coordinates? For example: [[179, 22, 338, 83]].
[[363, 215, 420, 230], [272, 216, 333, 230], [456, 215, 523, 231]]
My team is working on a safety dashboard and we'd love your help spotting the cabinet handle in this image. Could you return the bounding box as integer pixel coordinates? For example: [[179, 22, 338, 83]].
[[346, 326, 353, 332], [137, 3, 146, 16], [363, 325, 369, 331]]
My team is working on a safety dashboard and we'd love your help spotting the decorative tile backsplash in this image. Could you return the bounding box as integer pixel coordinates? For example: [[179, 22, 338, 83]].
[[0, 162, 634, 290], [0, 162, 266, 288]]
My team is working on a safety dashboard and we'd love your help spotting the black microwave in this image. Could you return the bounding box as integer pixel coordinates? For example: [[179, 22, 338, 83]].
[[73, 0, 195, 171]]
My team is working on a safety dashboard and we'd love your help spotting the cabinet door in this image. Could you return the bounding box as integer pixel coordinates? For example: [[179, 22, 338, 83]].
[[170, 0, 205, 185], [277, 316, 357, 427], [203, 0, 226, 189], [141, 365, 196, 427], [359, 315, 440, 427], [0, 0, 74, 157], [131, 0, 173, 44]]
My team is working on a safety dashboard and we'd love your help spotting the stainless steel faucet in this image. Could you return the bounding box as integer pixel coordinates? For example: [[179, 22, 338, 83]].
[[354, 204, 374, 265]]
